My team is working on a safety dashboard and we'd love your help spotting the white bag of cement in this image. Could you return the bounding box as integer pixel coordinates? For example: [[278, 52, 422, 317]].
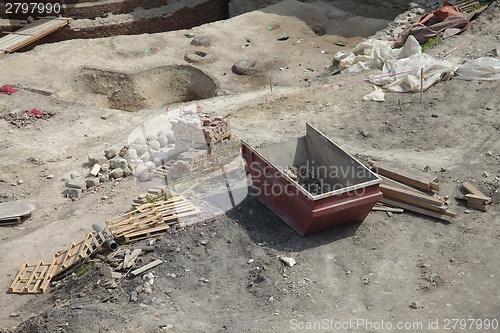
[[455, 57, 500, 81]]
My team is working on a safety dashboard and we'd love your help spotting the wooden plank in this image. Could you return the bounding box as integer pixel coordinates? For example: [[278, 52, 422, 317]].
[[372, 206, 404, 213], [379, 175, 429, 195], [129, 259, 163, 277], [379, 198, 453, 222], [379, 183, 443, 206], [124, 249, 142, 269], [0, 18, 71, 53], [462, 181, 489, 198], [372, 162, 439, 192]]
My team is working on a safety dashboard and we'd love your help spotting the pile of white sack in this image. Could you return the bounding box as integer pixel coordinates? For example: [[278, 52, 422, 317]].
[[333, 36, 500, 99]]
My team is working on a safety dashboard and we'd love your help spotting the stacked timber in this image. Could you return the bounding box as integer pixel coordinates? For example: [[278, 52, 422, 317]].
[[369, 161, 455, 222]]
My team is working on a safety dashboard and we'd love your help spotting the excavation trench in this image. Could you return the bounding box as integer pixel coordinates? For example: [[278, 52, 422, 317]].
[[65, 65, 217, 112]]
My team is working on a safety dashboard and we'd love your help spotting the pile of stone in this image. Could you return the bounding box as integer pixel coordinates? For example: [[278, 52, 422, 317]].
[[127, 131, 176, 183], [63, 147, 132, 199], [125, 104, 235, 183]]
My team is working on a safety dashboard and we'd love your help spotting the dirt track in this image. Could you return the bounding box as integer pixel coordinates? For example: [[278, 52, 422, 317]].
[[0, 1, 499, 332]]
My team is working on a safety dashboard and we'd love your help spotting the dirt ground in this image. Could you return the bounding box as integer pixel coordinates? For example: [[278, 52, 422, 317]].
[[0, 1, 499, 332]]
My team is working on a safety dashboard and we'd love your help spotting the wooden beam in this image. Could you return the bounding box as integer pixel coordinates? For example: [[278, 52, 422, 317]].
[[379, 198, 453, 222], [379, 183, 443, 206], [372, 206, 404, 213], [129, 259, 163, 277], [462, 181, 489, 199], [372, 162, 439, 192]]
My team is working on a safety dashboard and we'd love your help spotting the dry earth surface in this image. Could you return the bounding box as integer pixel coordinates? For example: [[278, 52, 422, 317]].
[[0, 1, 499, 332]]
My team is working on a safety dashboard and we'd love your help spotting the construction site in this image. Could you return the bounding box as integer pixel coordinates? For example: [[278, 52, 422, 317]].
[[0, 0, 499, 332]]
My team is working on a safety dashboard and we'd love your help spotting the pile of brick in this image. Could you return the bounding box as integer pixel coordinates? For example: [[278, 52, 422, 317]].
[[164, 149, 209, 180]]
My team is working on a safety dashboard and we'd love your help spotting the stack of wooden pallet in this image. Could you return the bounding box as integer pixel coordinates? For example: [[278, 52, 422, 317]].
[[370, 161, 456, 222], [455, 181, 492, 211], [106, 195, 200, 243], [8, 229, 111, 294]]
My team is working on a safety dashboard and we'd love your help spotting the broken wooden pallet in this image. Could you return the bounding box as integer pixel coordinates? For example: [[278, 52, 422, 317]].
[[8, 229, 110, 294]]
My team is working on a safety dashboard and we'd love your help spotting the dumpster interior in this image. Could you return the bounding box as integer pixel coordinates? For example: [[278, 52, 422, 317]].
[[257, 124, 380, 195]]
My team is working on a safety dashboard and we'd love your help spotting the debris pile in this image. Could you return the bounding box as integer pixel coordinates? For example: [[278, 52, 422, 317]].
[[1, 109, 55, 127], [8, 194, 200, 294], [284, 165, 328, 195], [63, 147, 132, 199]]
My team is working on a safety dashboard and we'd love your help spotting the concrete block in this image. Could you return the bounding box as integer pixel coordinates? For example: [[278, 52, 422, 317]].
[[109, 158, 128, 170], [90, 164, 101, 177], [85, 177, 100, 188], [104, 149, 117, 160], [110, 168, 124, 179], [67, 178, 86, 190], [65, 188, 82, 199]]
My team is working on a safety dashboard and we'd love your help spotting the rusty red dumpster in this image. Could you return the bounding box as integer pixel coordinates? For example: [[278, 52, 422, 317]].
[[241, 123, 382, 235]]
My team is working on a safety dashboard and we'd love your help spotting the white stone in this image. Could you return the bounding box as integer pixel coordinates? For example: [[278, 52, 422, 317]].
[[280, 256, 296, 267], [133, 165, 148, 177], [90, 164, 101, 177], [157, 135, 169, 148], [145, 161, 156, 170], [149, 140, 161, 151], [147, 134, 157, 142]]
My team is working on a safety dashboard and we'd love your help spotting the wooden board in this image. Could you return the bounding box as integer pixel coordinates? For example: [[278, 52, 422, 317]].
[[0, 18, 71, 54], [462, 182, 490, 199], [371, 162, 439, 192], [379, 198, 453, 222], [379, 183, 443, 206]]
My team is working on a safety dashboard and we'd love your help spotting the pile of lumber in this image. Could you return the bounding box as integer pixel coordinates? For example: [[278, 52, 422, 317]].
[[455, 181, 492, 211], [369, 161, 455, 222]]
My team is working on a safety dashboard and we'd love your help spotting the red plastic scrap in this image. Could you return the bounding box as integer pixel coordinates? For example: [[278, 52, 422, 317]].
[[28, 109, 44, 118], [0, 84, 17, 95]]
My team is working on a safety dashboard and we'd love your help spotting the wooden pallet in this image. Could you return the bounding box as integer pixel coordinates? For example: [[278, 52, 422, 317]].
[[8, 229, 110, 294], [0, 216, 22, 226], [8, 260, 55, 294], [106, 196, 200, 243]]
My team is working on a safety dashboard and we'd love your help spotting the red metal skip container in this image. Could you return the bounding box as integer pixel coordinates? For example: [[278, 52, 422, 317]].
[[241, 124, 382, 235]]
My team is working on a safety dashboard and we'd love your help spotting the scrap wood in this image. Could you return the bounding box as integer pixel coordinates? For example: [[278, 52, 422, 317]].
[[456, 181, 491, 211], [123, 249, 142, 269], [371, 162, 440, 192], [379, 183, 443, 206], [129, 259, 163, 277], [380, 198, 453, 222], [379, 174, 429, 195], [462, 181, 490, 199], [371, 206, 404, 213], [456, 194, 491, 212]]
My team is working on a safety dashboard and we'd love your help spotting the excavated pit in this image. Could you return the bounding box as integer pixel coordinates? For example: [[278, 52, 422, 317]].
[[66, 65, 217, 112]]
